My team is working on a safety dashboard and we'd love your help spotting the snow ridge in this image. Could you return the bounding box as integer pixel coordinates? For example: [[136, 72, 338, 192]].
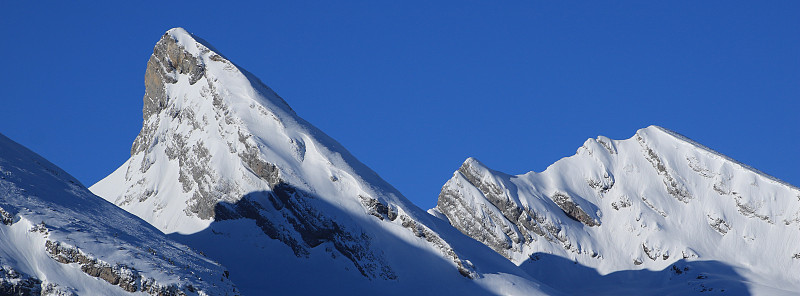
[[435, 125, 800, 295], [0, 133, 238, 295], [650, 125, 799, 190]]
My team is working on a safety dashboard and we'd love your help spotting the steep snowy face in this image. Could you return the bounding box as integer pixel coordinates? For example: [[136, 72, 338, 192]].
[[0, 133, 238, 295], [435, 126, 800, 294], [100, 28, 301, 233], [90, 28, 551, 295]]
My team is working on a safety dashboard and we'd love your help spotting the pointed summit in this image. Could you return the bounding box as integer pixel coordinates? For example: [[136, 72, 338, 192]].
[[91, 29, 549, 295], [131, 27, 293, 155], [105, 27, 315, 232], [164, 27, 196, 44], [140, 28, 207, 120]]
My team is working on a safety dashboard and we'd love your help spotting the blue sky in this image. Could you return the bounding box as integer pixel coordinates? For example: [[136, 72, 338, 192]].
[[1, 1, 798, 209]]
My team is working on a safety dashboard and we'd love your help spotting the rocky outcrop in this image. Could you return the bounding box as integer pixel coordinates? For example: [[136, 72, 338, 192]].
[[0, 206, 13, 226], [637, 134, 692, 203], [45, 240, 195, 295], [0, 266, 43, 296], [397, 214, 476, 278], [551, 192, 599, 226], [437, 181, 520, 256], [436, 158, 576, 259], [0, 266, 70, 296], [707, 215, 731, 235], [359, 195, 398, 221]]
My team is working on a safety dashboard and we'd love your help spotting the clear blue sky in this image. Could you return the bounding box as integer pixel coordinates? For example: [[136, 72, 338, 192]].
[[2, 1, 798, 209]]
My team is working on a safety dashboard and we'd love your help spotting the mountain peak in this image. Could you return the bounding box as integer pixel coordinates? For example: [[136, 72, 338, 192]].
[[631, 125, 797, 189], [460, 157, 488, 173], [91, 29, 555, 295], [165, 27, 191, 39], [634, 125, 714, 153], [130, 28, 294, 156], [634, 125, 688, 144], [436, 125, 800, 293], [636, 125, 684, 143], [139, 28, 207, 119], [162, 27, 221, 58]]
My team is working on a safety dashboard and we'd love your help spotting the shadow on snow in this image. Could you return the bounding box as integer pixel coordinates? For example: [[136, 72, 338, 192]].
[[521, 252, 750, 295], [168, 184, 491, 295]]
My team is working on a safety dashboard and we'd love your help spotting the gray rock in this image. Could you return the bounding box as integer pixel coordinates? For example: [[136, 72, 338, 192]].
[[132, 33, 206, 155], [359, 195, 397, 221], [0, 266, 43, 296], [637, 135, 692, 203], [0, 206, 13, 226], [437, 183, 515, 256], [551, 192, 599, 227], [708, 216, 731, 235], [398, 215, 476, 278], [436, 158, 597, 261], [44, 240, 192, 295]]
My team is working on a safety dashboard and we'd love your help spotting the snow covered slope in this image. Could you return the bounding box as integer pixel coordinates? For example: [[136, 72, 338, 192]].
[[434, 126, 800, 295], [0, 132, 238, 295], [90, 28, 553, 295]]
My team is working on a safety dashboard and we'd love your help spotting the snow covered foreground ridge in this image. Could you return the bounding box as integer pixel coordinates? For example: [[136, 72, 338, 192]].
[[90, 28, 553, 295], [0, 133, 239, 295], [435, 125, 800, 295]]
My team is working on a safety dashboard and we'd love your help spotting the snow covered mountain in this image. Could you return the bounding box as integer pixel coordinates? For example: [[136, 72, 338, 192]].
[[0, 132, 238, 295], [90, 28, 552, 295], [433, 125, 800, 295]]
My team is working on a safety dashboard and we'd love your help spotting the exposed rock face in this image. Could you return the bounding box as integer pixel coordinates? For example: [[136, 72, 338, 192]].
[[143, 33, 206, 119], [436, 158, 587, 259], [133, 32, 206, 155]]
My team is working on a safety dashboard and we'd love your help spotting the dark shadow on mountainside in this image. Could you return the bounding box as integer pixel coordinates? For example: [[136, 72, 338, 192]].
[[168, 184, 492, 296]]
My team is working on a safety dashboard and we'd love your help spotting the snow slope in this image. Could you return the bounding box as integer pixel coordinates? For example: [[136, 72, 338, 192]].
[[434, 126, 800, 295], [90, 28, 553, 295], [0, 132, 238, 295]]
